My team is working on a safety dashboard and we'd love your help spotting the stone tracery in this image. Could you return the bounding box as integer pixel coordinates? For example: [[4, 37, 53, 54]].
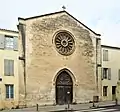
[[55, 32, 75, 55]]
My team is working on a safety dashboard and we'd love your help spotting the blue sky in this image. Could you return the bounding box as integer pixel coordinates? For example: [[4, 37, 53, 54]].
[[0, 0, 120, 46]]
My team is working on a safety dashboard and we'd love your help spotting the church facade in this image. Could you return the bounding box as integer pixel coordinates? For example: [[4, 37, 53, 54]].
[[18, 11, 101, 106]]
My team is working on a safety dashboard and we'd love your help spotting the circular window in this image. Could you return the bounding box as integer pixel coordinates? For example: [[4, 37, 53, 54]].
[[55, 32, 75, 56]]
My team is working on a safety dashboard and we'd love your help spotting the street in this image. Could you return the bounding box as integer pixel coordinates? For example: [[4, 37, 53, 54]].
[[76, 105, 120, 112], [1, 105, 120, 112]]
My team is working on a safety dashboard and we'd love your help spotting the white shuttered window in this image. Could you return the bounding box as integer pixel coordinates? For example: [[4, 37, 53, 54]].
[[4, 59, 14, 76], [103, 50, 108, 61]]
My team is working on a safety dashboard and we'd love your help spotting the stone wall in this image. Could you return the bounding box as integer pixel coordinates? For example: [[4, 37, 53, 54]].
[[19, 12, 101, 106]]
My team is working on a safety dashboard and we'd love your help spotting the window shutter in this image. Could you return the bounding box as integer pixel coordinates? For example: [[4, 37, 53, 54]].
[[6, 85, 9, 98], [103, 50, 108, 61], [103, 50, 105, 61], [0, 34, 5, 49], [10, 85, 14, 98], [13, 36, 18, 51], [4, 59, 9, 76], [10, 60, 14, 75], [106, 50, 108, 61], [118, 69, 120, 80], [108, 68, 111, 80], [102, 68, 104, 80]]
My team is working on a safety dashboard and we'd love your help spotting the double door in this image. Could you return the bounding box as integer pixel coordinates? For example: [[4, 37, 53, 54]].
[[56, 85, 72, 105]]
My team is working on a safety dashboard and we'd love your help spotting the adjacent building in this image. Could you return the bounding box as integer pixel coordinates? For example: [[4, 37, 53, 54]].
[[0, 29, 19, 109], [18, 10, 101, 106], [101, 45, 120, 101]]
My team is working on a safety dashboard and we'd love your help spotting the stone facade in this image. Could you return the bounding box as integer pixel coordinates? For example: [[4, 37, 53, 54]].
[[18, 11, 101, 106]]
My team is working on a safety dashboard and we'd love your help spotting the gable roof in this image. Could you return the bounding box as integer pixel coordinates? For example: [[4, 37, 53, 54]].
[[18, 10, 101, 36]]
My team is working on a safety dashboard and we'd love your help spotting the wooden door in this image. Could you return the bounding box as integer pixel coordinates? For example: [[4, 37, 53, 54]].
[[56, 71, 73, 105]]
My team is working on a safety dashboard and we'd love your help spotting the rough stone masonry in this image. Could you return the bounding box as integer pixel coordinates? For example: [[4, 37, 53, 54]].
[[18, 11, 101, 106]]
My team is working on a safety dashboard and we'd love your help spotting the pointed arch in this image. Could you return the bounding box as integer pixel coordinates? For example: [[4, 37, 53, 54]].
[[53, 68, 76, 85], [55, 68, 74, 104]]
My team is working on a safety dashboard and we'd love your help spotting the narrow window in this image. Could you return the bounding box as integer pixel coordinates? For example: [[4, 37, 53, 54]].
[[103, 50, 108, 61], [103, 86, 108, 96], [4, 59, 14, 76], [5, 84, 14, 98]]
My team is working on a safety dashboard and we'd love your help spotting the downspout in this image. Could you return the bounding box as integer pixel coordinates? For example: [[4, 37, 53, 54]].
[[96, 38, 98, 93], [96, 38, 101, 99], [18, 23, 26, 102]]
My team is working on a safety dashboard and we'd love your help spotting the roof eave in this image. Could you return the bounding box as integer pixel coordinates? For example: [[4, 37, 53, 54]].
[[0, 28, 18, 33], [101, 45, 120, 50]]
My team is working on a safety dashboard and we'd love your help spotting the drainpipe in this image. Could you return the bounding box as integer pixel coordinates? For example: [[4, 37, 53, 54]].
[[96, 38, 99, 93], [96, 38, 101, 100], [17, 23, 26, 105]]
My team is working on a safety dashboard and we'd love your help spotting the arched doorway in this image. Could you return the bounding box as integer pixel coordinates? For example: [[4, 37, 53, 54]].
[[56, 70, 73, 105]]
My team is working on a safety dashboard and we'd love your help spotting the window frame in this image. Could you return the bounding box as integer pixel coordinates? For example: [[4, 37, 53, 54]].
[[5, 36, 14, 50], [102, 68, 111, 80], [5, 84, 14, 99]]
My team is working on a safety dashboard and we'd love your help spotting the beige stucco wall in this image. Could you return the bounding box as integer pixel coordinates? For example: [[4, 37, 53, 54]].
[[0, 30, 19, 109], [101, 46, 120, 101], [18, 12, 101, 106]]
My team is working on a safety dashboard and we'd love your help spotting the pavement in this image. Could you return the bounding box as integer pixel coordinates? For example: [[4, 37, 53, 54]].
[[1, 101, 120, 112]]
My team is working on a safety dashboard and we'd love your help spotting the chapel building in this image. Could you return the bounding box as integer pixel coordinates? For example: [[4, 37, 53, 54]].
[[18, 11, 101, 106]]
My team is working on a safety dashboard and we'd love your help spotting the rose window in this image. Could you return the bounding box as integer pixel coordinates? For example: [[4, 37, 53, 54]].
[[55, 32, 75, 55]]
